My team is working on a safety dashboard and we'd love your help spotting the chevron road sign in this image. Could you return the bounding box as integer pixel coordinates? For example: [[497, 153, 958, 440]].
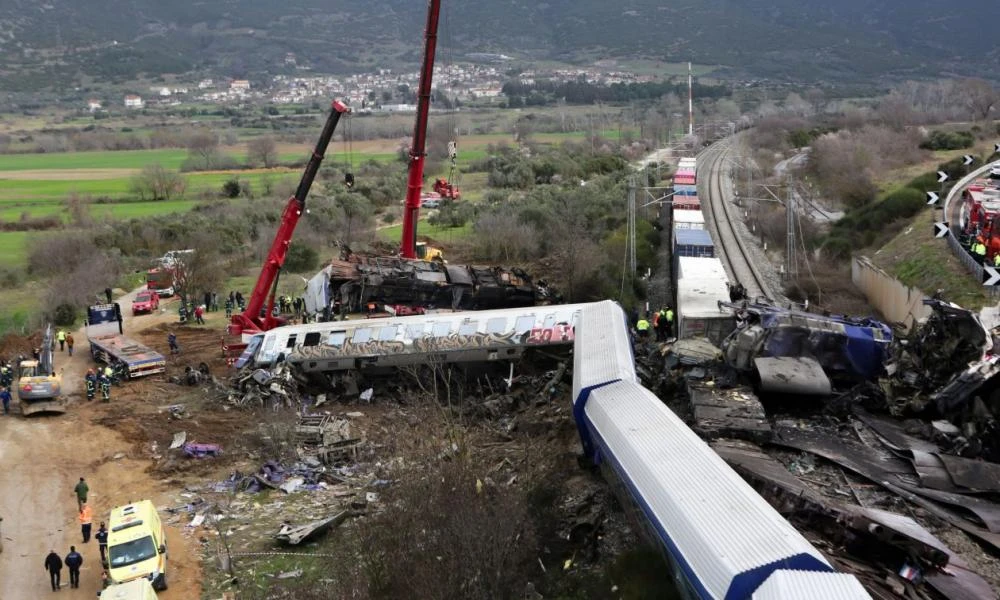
[[984, 266, 1000, 287], [926, 191, 939, 205], [934, 222, 949, 238], [937, 171, 949, 183]]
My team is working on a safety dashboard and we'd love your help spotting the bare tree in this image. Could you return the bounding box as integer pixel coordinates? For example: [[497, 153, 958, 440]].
[[805, 88, 827, 115], [129, 164, 186, 201], [961, 78, 999, 121], [470, 209, 539, 262], [171, 235, 226, 305], [247, 136, 278, 168], [186, 131, 221, 169]]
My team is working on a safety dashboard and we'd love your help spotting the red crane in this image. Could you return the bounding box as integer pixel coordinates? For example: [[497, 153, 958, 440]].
[[400, 0, 443, 259], [228, 99, 351, 336]]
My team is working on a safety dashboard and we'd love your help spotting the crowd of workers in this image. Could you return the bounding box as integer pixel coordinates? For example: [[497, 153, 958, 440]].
[[632, 306, 675, 342]]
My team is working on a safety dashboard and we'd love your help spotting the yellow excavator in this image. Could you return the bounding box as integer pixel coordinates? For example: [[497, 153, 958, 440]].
[[17, 324, 65, 416]]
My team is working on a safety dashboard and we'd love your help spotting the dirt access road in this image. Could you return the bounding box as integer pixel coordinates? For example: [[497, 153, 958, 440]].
[[0, 289, 202, 599]]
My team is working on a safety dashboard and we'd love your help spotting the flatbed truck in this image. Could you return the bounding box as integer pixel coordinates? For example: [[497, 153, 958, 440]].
[[86, 304, 166, 378]]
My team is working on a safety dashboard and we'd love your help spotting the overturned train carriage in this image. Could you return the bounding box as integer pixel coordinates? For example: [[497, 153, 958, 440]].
[[303, 257, 556, 316]]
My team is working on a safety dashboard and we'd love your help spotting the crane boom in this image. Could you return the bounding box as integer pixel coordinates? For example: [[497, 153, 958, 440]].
[[229, 99, 351, 336], [400, 0, 442, 259]]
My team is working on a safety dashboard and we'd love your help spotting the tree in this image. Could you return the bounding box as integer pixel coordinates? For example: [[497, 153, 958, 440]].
[[186, 131, 221, 169], [129, 164, 186, 201], [171, 237, 226, 306], [961, 78, 998, 121], [247, 136, 278, 168]]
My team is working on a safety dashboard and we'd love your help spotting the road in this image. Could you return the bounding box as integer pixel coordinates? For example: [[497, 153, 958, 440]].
[[0, 287, 201, 599]]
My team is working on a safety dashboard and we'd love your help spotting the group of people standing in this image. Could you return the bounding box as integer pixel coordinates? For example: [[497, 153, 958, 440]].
[[634, 306, 675, 342], [43, 477, 108, 592]]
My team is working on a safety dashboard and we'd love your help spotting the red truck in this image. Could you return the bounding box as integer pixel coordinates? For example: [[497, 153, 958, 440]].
[[146, 268, 175, 297]]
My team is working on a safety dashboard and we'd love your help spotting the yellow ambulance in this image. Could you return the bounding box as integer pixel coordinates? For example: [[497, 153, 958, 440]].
[[106, 500, 168, 591]]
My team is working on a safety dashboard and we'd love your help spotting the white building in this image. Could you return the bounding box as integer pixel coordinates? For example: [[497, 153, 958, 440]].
[[230, 80, 251, 91], [124, 95, 144, 109], [87, 99, 102, 112]]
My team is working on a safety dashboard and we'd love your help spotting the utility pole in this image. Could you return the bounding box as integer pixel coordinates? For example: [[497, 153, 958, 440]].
[[688, 62, 694, 136], [628, 176, 637, 275], [785, 176, 797, 281]]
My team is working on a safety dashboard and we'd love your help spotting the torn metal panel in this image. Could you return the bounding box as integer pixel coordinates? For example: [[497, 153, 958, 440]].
[[880, 480, 1000, 556], [910, 450, 957, 492], [274, 512, 349, 545], [843, 507, 949, 567], [754, 356, 832, 396], [936, 453, 1000, 493], [688, 383, 771, 442], [665, 338, 722, 366], [771, 427, 914, 481], [853, 411, 939, 454], [894, 482, 1000, 533]]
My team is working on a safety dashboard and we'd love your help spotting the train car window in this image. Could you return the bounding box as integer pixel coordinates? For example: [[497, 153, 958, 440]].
[[458, 321, 478, 336], [515, 315, 535, 333], [378, 326, 398, 342], [303, 332, 321, 346], [543, 314, 556, 328], [432, 322, 452, 337], [352, 328, 372, 343], [486, 317, 507, 334], [285, 334, 297, 349], [406, 324, 427, 339], [327, 331, 346, 347]]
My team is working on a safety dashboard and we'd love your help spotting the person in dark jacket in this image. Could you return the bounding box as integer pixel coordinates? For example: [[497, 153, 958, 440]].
[[64, 546, 83, 588], [44, 550, 63, 591], [95, 521, 109, 563]]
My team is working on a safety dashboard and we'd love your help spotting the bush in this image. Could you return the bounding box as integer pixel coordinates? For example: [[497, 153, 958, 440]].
[[284, 243, 319, 273], [51, 303, 77, 327], [221, 178, 241, 198], [920, 130, 974, 151]]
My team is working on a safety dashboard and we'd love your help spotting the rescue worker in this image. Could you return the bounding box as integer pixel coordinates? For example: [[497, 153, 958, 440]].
[[56, 329, 66, 351], [168, 332, 180, 355], [79, 503, 93, 543], [665, 306, 675, 338], [73, 477, 88, 511], [0, 386, 10, 415], [0, 362, 10, 388], [44, 549, 63, 591], [994, 252, 1000, 268], [103, 365, 113, 380], [974, 237, 988, 264], [651, 310, 661, 341], [636, 316, 651, 340], [194, 304, 205, 325], [100, 374, 111, 403], [64, 546, 83, 589], [655, 307, 669, 342], [84, 369, 97, 401], [224, 297, 233, 319], [178, 303, 188, 323], [95, 522, 109, 564]]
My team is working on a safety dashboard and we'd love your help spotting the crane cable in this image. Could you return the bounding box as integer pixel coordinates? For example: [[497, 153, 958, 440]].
[[343, 111, 355, 189]]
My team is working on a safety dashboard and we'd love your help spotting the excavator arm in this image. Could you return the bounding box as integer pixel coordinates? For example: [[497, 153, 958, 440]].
[[229, 99, 351, 336]]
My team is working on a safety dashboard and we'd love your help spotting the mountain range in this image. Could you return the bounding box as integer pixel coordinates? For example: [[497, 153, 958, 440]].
[[0, 0, 997, 90]]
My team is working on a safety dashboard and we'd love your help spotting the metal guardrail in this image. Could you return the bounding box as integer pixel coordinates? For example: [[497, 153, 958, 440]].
[[945, 230, 985, 281]]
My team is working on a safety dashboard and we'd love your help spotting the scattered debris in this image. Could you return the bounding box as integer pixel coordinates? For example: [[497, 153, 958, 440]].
[[169, 431, 187, 450], [183, 442, 222, 458]]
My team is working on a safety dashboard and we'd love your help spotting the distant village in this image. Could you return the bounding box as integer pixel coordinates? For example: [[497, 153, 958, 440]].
[[85, 56, 657, 113]]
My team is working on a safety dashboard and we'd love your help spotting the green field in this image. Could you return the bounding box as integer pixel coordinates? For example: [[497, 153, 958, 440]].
[[377, 220, 473, 245], [0, 231, 30, 267]]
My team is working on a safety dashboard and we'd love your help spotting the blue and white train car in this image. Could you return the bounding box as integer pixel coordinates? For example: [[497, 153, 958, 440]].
[[572, 301, 870, 600]]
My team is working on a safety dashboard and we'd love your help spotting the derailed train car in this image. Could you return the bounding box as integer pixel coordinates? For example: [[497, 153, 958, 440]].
[[302, 256, 558, 317]]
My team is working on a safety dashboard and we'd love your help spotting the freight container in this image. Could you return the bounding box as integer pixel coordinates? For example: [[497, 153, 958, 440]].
[[676, 257, 734, 346], [673, 228, 715, 258], [673, 195, 700, 210], [672, 209, 705, 230], [673, 184, 698, 195]]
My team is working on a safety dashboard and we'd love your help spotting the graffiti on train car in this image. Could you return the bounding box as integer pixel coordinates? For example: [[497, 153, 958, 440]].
[[412, 331, 517, 353], [525, 323, 575, 345], [292, 338, 407, 360]]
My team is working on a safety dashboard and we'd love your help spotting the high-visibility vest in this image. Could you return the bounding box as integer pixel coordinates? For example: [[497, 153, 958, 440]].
[[666, 309, 674, 322], [57, 331, 66, 341], [994, 254, 1000, 267], [79, 505, 92, 524], [976, 243, 987, 255], [637, 319, 650, 331]]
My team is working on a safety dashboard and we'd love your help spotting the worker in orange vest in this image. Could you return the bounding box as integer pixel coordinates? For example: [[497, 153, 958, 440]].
[[79, 504, 93, 544]]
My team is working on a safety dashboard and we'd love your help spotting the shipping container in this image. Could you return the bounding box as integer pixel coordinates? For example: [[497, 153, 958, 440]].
[[672, 209, 705, 230], [673, 195, 700, 210], [676, 257, 734, 346], [673, 228, 715, 258], [673, 184, 698, 196]]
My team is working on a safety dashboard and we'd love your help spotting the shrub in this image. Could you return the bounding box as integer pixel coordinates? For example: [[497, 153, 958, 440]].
[[284, 243, 319, 273], [221, 178, 241, 198], [920, 130, 974, 151], [51, 303, 77, 327]]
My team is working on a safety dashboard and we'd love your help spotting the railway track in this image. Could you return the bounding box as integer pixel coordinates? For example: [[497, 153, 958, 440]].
[[699, 141, 772, 300]]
